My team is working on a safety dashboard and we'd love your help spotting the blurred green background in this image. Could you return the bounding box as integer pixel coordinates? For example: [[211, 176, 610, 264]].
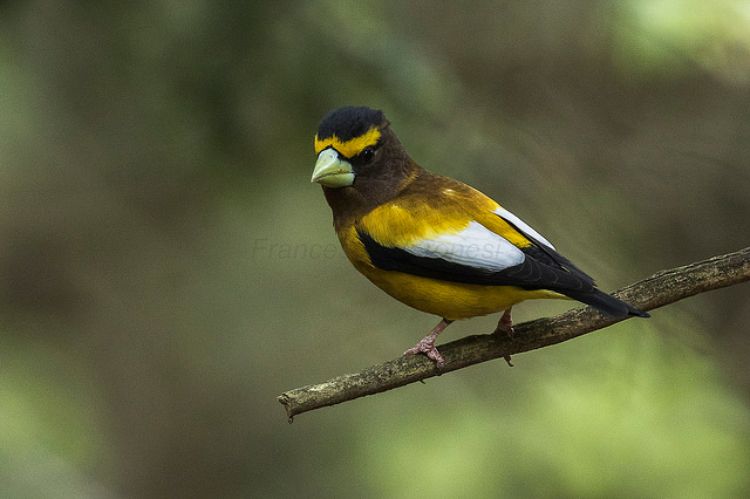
[[1, 1, 749, 497]]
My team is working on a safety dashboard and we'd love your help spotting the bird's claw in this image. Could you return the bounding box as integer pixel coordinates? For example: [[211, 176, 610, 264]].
[[404, 340, 445, 367], [494, 323, 515, 338], [404, 318, 451, 367], [493, 308, 515, 338]]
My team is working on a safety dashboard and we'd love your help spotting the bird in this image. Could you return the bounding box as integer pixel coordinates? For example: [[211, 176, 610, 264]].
[[310, 106, 648, 367]]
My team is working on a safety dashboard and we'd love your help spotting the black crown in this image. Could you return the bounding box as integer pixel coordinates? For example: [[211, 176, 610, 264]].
[[317, 106, 385, 141]]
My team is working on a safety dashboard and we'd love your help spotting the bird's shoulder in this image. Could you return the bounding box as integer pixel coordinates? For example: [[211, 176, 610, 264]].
[[357, 171, 530, 249]]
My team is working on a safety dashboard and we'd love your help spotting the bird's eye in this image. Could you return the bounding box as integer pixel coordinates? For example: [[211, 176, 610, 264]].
[[360, 147, 375, 162]]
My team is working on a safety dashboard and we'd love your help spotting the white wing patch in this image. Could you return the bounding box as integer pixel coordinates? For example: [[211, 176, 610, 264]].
[[494, 207, 555, 249], [404, 221, 525, 272]]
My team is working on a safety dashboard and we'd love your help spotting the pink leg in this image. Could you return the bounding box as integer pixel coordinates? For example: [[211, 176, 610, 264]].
[[404, 318, 453, 367], [493, 308, 515, 367], [494, 307, 514, 337]]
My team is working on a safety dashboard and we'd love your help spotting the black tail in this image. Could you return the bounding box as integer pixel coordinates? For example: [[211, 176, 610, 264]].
[[565, 288, 650, 318]]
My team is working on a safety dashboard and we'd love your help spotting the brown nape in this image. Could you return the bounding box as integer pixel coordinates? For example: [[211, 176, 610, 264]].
[[323, 126, 424, 230]]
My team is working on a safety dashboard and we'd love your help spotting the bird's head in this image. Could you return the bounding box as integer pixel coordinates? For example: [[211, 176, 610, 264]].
[[311, 107, 415, 204]]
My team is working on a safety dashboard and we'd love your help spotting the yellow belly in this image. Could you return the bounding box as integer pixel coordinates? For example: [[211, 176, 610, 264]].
[[362, 266, 563, 320]]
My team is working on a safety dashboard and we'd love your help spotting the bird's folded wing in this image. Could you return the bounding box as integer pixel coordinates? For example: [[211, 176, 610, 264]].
[[357, 201, 595, 293], [492, 206, 595, 286]]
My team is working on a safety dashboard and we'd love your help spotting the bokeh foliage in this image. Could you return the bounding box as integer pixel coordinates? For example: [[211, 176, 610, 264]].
[[1, 1, 749, 497]]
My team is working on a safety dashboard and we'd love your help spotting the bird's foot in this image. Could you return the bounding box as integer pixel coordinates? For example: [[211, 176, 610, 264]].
[[492, 309, 515, 367], [404, 318, 452, 367], [493, 308, 514, 338], [404, 338, 445, 367]]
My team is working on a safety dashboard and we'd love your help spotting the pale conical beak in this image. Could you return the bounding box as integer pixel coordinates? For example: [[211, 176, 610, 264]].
[[311, 148, 354, 188]]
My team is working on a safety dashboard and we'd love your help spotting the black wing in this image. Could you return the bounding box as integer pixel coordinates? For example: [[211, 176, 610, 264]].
[[357, 220, 648, 318], [357, 227, 594, 293]]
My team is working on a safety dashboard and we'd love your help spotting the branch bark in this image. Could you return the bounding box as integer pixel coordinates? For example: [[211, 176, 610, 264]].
[[278, 247, 750, 421]]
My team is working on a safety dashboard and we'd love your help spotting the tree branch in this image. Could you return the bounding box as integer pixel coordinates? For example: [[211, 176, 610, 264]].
[[278, 247, 750, 421]]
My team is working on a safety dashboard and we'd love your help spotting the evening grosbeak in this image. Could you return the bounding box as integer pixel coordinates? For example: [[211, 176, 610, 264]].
[[311, 106, 647, 366]]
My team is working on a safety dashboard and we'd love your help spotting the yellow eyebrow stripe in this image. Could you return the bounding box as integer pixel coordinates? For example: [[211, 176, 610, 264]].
[[314, 127, 382, 158]]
